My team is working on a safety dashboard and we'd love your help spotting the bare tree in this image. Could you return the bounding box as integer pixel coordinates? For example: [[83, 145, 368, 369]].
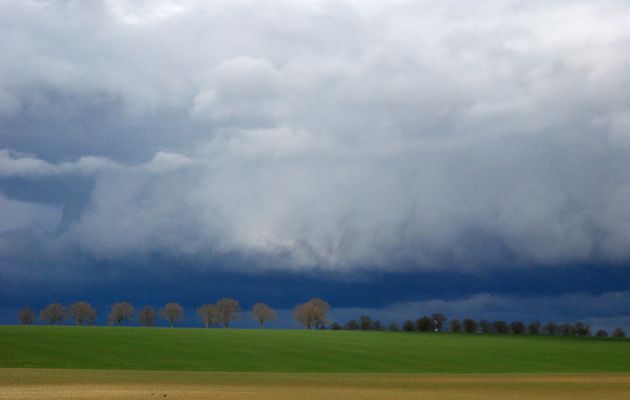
[[613, 327, 626, 338], [197, 304, 219, 328], [160, 303, 184, 327], [449, 318, 462, 333], [293, 298, 330, 329], [431, 313, 447, 332], [595, 329, 608, 337], [108, 302, 134, 326], [527, 321, 541, 335], [415, 316, 432, 332], [18, 306, 35, 325], [493, 320, 509, 334], [543, 321, 559, 335], [68, 301, 97, 325], [216, 298, 240, 328], [331, 322, 342, 330], [138, 306, 156, 327], [560, 323, 575, 336], [40, 303, 65, 325], [463, 319, 478, 333], [403, 320, 415, 332], [359, 315, 373, 331], [344, 319, 359, 330], [479, 320, 493, 334], [250, 303, 275, 327], [510, 321, 526, 335], [574, 322, 591, 336]]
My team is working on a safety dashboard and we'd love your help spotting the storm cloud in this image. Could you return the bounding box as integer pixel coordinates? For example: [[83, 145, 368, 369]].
[[3, 0, 630, 274]]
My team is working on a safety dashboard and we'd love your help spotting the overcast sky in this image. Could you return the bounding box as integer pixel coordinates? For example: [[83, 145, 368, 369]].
[[1, 0, 630, 330]]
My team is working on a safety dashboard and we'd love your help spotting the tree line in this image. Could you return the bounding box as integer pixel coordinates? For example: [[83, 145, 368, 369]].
[[16, 299, 628, 338], [16, 297, 325, 328], [331, 313, 627, 338]]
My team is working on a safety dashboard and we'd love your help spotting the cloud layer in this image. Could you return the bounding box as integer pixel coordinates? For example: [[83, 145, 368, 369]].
[[3, 0, 630, 272]]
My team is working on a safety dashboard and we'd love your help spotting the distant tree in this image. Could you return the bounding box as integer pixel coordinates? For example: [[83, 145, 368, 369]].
[[595, 329, 608, 338], [479, 320, 493, 334], [40, 303, 65, 325], [373, 320, 384, 331], [331, 322, 342, 330], [388, 322, 400, 332], [250, 303, 276, 327], [138, 306, 156, 327], [344, 319, 359, 330], [216, 298, 240, 328], [18, 306, 35, 325], [415, 316, 432, 332], [510, 321, 526, 335], [197, 304, 219, 328], [68, 301, 97, 325], [612, 328, 626, 338], [108, 302, 134, 326], [160, 303, 184, 327], [403, 320, 415, 332], [560, 323, 575, 336], [431, 313, 447, 332], [543, 321, 559, 336], [449, 318, 462, 333], [293, 298, 330, 329], [493, 320, 509, 334], [463, 319, 478, 333], [574, 322, 591, 337], [527, 321, 541, 335], [359, 315, 373, 331]]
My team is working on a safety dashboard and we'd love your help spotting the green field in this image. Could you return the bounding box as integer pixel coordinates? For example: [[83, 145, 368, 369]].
[[1, 326, 629, 373]]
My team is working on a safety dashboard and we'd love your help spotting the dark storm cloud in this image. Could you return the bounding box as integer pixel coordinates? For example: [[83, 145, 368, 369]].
[[2, 0, 630, 273]]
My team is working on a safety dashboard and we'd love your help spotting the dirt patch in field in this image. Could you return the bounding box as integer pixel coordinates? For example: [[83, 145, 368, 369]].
[[1, 369, 629, 400]]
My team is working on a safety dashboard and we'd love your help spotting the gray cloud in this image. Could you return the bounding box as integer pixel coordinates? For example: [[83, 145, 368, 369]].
[[2, 0, 630, 271]]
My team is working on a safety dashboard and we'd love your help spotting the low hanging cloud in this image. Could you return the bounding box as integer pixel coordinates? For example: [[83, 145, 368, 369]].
[[2, 0, 630, 272]]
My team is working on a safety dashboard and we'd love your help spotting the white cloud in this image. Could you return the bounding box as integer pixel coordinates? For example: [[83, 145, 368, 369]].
[[2, 0, 630, 271]]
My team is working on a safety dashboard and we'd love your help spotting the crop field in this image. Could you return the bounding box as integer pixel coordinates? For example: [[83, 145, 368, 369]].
[[1, 326, 629, 399], [1, 326, 630, 373]]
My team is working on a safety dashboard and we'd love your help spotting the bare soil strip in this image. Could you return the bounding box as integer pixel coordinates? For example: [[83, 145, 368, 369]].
[[1, 369, 629, 400]]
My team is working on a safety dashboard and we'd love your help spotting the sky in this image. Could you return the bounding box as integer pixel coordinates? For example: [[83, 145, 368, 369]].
[[1, 0, 630, 330]]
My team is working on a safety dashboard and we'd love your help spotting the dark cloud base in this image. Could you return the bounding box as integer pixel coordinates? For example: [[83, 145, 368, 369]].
[[2, 257, 629, 327]]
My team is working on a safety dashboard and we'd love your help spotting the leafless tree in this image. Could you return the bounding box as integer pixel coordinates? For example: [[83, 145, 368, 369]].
[[402, 320, 415, 332], [595, 329, 608, 337], [138, 306, 156, 327], [18, 306, 35, 325], [40, 303, 65, 325], [510, 321, 526, 334], [293, 298, 330, 329], [108, 302, 134, 326], [216, 298, 240, 327], [344, 319, 359, 330], [68, 301, 97, 325], [449, 318, 462, 333], [197, 304, 219, 328], [479, 320, 493, 334], [431, 313, 447, 332], [415, 316, 432, 332], [527, 321, 541, 335], [160, 302, 184, 327], [250, 303, 276, 327], [387, 322, 400, 332], [463, 319, 478, 333], [543, 321, 559, 335], [613, 327, 626, 338], [359, 315, 373, 331]]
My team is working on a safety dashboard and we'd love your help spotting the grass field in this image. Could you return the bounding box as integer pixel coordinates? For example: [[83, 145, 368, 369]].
[[1, 325, 629, 373]]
